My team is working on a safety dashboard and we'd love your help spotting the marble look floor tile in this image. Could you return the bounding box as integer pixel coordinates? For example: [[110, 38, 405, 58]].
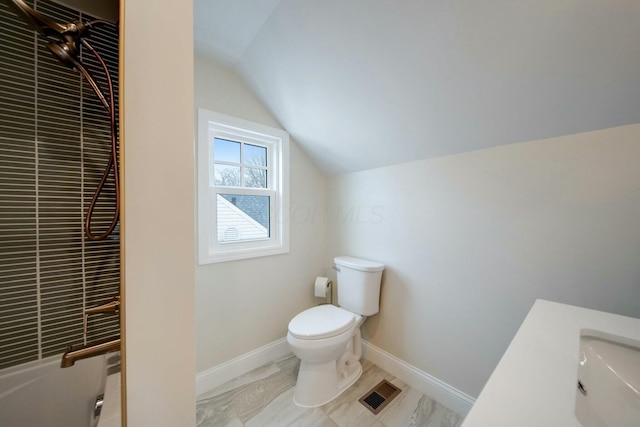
[[324, 397, 378, 427], [245, 388, 338, 427], [222, 417, 244, 427], [378, 379, 462, 427], [377, 379, 425, 427], [322, 361, 394, 417], [196, 354, 464, 427], [408, 396, 462, 427], [196, 355, 299, 427], [197, 362, 282, 400]]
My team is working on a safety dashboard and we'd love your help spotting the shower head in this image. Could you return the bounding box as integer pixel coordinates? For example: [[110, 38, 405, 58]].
[[47, 41, 78, 69]]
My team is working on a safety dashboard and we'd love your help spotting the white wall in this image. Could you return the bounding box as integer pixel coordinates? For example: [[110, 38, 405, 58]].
[[121, 1, 195, 426], [194, 56, 328, 372], [328, 124, 640, 397]]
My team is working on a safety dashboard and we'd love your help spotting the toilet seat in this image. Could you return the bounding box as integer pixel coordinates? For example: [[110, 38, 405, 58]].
[[288, 305, 355, 340]]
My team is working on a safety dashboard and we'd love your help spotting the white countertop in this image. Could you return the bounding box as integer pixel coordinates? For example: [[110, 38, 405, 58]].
[[461, 299, 640, 427]]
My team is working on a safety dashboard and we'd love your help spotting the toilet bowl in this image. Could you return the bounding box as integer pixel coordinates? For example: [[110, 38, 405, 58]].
[[288, 256, 384, 408], [287, 304, 364, 407]]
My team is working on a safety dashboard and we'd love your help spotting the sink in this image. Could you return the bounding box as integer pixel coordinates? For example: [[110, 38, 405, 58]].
[[575, 329, 640, 427]]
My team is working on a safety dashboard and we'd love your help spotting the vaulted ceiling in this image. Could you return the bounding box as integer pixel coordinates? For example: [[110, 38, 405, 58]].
[[194, 0, 640, 174]]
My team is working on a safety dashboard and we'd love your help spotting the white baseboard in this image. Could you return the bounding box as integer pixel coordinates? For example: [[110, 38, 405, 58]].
[[195, 337, 475, 417], [361, 340, 475, 416], [196, 338, 291, 396]]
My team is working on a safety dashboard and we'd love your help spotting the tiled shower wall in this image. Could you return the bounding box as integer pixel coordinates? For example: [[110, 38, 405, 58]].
[[0, 0, 120, 369]]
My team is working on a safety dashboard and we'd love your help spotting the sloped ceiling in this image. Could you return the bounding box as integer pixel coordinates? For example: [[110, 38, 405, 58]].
[[194, 0, 640, 175]]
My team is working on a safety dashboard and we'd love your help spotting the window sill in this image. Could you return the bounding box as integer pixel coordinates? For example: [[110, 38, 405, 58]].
[[198, 245, 289, 265]]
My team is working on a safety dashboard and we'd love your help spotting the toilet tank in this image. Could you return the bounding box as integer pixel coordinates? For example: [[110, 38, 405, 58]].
[[334, 256, 384, 316]]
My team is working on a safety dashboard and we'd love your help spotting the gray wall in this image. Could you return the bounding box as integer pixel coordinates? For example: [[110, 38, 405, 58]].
[[328, 124, 640, 397], [0, 0, 120, 369]]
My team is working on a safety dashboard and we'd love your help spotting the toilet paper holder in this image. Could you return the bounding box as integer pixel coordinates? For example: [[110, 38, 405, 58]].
[[323, 280, 333, 305], [315, 276, 333, 305]]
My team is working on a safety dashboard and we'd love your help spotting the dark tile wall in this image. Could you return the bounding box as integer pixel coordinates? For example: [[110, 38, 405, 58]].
[[0, 0, 119, 369]]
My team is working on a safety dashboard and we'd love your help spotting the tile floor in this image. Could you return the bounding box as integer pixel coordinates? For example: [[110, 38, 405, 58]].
[[196, 355, 463, 427]]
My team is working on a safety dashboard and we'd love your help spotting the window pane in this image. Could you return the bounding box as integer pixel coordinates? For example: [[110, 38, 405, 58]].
[[217, 194, 270, 242], [244, 168, 267, 188], [214, 164, 240, 187], [214, 138, 241, 163], [244, 144, 267, 167]]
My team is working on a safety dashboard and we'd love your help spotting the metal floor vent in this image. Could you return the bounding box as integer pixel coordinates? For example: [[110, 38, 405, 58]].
[[358, 380, 402, 415]]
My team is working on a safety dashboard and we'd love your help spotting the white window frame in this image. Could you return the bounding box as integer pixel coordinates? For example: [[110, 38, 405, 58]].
[[197, 109, 290, 264]]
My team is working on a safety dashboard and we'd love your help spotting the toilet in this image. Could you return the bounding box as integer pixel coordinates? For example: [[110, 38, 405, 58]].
[[287, 256, 384, 407]]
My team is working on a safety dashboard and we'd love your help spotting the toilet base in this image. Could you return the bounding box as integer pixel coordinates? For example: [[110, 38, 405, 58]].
[[293, 360, 363, 408]]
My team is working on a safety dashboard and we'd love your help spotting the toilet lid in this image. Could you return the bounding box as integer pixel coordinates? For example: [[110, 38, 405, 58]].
[[288, 305, 355, 340]]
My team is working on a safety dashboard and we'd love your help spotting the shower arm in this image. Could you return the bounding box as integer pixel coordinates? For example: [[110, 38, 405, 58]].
[[7, 0, 70, 37]]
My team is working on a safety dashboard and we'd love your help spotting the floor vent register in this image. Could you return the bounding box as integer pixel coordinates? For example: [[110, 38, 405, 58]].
[[358, 379, 402, 415]]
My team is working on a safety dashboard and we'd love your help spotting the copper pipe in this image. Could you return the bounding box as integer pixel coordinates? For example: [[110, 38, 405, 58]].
[[61, 337, 120, 368]]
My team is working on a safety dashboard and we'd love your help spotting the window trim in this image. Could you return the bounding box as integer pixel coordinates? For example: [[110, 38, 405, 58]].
[[197, 109, 290, 264]]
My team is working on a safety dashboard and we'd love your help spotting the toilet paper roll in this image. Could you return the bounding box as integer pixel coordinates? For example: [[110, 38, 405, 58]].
[[314, 276, 330, 298]]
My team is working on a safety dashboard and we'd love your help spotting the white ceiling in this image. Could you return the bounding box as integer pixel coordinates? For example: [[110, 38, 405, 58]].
[[194, 0, 640, 175], [194, 0, 281, 66]]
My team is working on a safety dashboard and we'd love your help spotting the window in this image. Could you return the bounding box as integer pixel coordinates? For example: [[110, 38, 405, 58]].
[[197, 109, 290, 263]]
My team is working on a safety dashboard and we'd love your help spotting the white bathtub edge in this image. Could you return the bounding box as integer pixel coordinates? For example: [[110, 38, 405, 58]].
[[97, 370, 121, 427]]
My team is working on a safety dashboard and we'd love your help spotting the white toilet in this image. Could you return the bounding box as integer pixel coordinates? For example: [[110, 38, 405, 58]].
[[287, 256, 384, 407]]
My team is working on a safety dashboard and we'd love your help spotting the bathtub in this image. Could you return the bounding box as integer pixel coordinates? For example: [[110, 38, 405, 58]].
[[0, 353, 118, 427]]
